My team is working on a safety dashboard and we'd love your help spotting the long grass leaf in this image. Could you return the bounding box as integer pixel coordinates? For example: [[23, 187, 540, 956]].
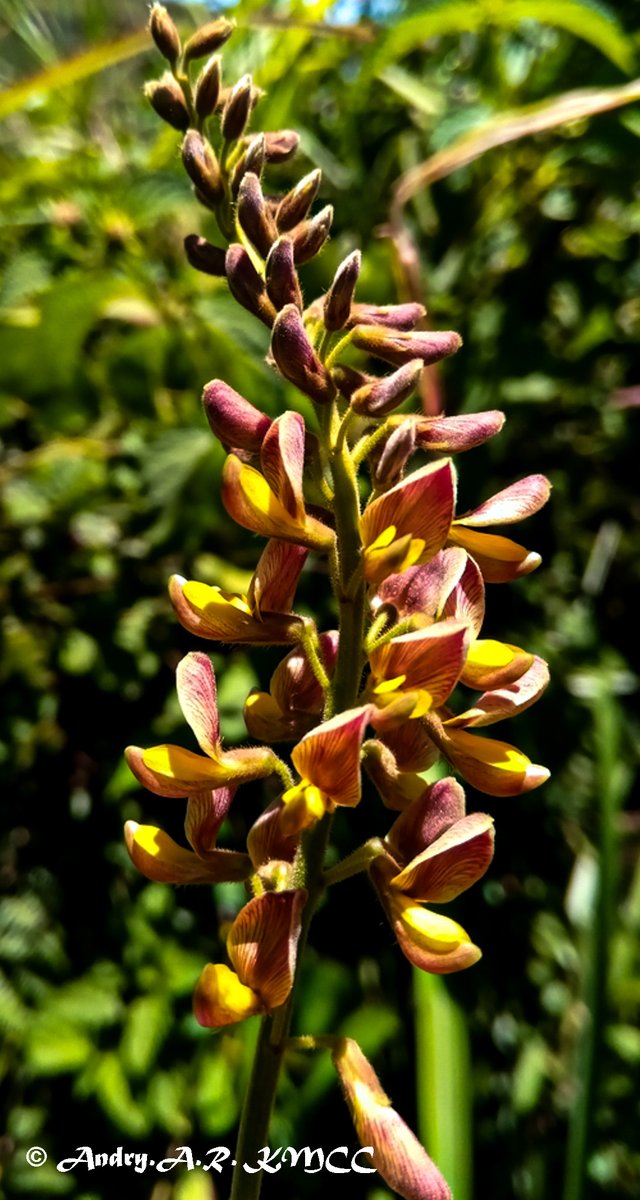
[[414, 969, 473, 1200], [391, 77, 640, 220], [0, 29, 149, 121]]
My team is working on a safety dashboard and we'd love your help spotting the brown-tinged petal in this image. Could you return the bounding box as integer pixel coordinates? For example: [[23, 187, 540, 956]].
[[379, 721, 440, 774], [227, 889, 306, 1008], [220, 73, 254, 141], [458, 474, 551, 526], [361, 460, 456, 559], [440, 553, 485, 636], [184, 785, 234, 857], [374, 421, 416, 490], [271, 631, 338, 715], [460, 640, 534, 691], [391, 812, 495, 902], [145, 74, 190, 131], [247, 539, 308, 616], [352, 325, 461, 367], [263, 129, 300, 163], [124, 821, 251, 884], [372, 858, 482, 975], [369, 622, 469, 708], [387, 777, 467, 861], [260, 411, 306, 521], [271, 304, 336, 405], [169, 576, 304, 645], [221, 454, 334, 550], [247, 800, 299, 869], [181, 129, 223, 204], [182, 17, 235, 62], [411, 410, 505, 454], [375, 548, 469, 623], [448, 525, 541, 583], [291, 706, 371, 808], [290, 205, 333, 264], [176, 652, 220, 755], [425, 716, 549, 797], [332, 1037, 452, 1200], [193, 962, 263, 1027], [446, 656, 550, 728], [362, 739, 430, 811], [130, 742, 278, 798], [202, 379, 272, 452]]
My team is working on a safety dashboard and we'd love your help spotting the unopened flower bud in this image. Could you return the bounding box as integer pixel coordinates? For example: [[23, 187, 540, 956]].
[[374, 421, 416, 490], [230, 135, 266, 199], [149, 4, 181, 67], [237, 173, 278, 258], [221, 73, 254, 141], [203, 380, 272, 452], [193, 54, 222, 121], [271, 305, 336, 405], [324, 250, 361, 332], [144, 74, 190, 131], [331, 364, 370, 400], [276, 169, 322, 232], [349, 302, 426, 331], [266, 238, 303, 311], [332, 1038, 452, 1200], [291, 205, 333, 264], [352, 325, 462, 368], [183, 17, 235, 64], [184, 234, 227, 277], [263, 129, 300, 163], [181, 130, 224, 204], [351, 359, 423, 417], [225, 244, 277, 327]]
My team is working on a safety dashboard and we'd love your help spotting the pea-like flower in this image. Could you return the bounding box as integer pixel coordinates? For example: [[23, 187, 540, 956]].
[[244, 631, 338, 741], [222, 411, 335, 550], [280, 706, 371, 834], [194, 889, 306, 1027], [126, 651, 282, 797], [124, 785, 252, 885]]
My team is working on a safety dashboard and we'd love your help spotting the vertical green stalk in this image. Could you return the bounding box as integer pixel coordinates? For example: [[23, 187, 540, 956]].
[[562, 691, 623, 1200], [414, 970, 473, 1200]]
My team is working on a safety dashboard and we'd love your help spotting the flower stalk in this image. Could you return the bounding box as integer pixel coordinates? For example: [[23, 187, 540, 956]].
[[128, 10, 552, 1199]]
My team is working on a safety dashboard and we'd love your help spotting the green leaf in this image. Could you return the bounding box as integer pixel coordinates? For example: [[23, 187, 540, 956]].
[[26, 1017, 93, 1075], [120, 993, 171, 1078]]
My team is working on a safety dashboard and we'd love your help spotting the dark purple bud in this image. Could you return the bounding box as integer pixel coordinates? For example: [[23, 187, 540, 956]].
[[291, 205, 333, 265], [181, 130, 224, 204], [374, 421, 416, 490], [184, 234, 227, 277], [263, 130, 300, 163], [348, 302, 426, 331], [149, 4, 181, 66], [271, 305, 337, 405], [331, 364, 370, 400], [203, 380, 272, 452], [221, 74, 254, 141], [266, 238, 303, 312], [236, 173, 278, 258], [351, 325, 462, 367], [183, 17, 235, 63], [276, 169, 322, 233], [144, 74, 190, 132], [230, 135, 266, 199], [193, 55, 222, 121], [225, 244, 276, 327], [324, 250, 361, 332], [351, 359, 423, 417]]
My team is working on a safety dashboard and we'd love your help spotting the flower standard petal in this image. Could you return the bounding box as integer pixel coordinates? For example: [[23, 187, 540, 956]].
[[227, 889, 306, 1009], [184, 785, 235, 857], [391, 813, 495, 902], [369, 622, 469, 711], [260, 411, 306, 521], [290, 706, 371, 810], [458, 474, 551, 526], [247, 539, 308, 617], [375, 548, 469, 624], [361, 460, 456, 572], [202, 378, 272, 452], [176, 651, 220, 755], [387, 777, 467, 860]]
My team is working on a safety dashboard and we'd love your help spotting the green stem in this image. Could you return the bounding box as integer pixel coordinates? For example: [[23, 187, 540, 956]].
[[324, 837, 385, 886]]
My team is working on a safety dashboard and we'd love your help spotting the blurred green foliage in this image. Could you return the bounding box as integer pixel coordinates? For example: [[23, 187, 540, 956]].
[[1, 1, 639, 1198]]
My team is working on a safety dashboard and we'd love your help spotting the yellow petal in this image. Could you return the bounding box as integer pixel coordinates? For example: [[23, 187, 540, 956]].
[[193, 963, 263, 1027]]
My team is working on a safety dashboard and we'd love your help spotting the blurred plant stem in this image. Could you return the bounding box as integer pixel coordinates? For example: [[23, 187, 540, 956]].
[[414, 970, 472, 1200], [563, 690, 626, 1200]]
